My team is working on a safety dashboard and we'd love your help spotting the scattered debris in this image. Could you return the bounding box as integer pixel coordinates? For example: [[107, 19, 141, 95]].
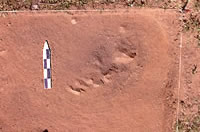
[[31, 4, 39, 10]]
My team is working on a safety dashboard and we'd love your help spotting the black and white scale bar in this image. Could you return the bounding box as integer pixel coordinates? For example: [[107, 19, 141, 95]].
[[43, 40, 52, 89]]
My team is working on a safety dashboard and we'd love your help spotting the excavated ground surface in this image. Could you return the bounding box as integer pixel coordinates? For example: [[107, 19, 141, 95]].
[[0, 9, 179, 132]]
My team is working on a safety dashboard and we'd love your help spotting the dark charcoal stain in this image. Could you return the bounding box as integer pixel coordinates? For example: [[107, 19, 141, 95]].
[[117, 40, 137, 58], [101, 63, 128, 76], [70, 85, 85, 93], [192, 64, 197, 74], [180, 100, 184, 104], [43, 129, 48, 132], [128, 52, 137, 58]]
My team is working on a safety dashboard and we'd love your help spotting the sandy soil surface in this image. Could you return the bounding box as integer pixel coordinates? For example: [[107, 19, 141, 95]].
[[0, 9, 179, 132]]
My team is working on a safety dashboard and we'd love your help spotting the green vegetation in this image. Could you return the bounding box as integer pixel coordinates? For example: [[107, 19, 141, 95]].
[[40, 0, 60, 4], [175, 119, 184, 132], [194, 0, 200, 11], [0, 0, 188, 11], [37, 0, 85, 10], [183, 13, 200, 32], [0, 0, 32, 10], [182, 13, 200, 46], [176, 114, 200, 132], [126, 0, 146, 7]]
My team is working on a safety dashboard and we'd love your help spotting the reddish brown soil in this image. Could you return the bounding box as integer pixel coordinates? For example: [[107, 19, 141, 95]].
[[0, 9, 179, 132]]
